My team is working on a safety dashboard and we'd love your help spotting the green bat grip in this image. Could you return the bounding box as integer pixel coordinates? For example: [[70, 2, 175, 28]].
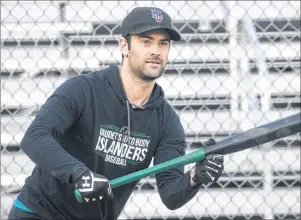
[[74, 148, 206, 203]]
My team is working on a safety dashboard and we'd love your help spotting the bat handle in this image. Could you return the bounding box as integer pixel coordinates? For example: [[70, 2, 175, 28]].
[[74, 189, 84, 203], [74, 148, 206, 203]]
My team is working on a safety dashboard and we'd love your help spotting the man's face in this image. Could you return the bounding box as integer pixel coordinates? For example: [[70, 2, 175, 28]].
[[123, 29, 170, 81]]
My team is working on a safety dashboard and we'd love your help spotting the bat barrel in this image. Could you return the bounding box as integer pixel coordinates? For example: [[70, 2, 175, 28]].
[[204, 112, 301, 155]]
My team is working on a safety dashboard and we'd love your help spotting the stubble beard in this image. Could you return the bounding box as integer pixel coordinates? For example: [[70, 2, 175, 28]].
[[128, 58, 166, 82]]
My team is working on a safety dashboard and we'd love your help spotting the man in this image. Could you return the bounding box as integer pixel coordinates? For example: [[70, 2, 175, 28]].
[[8, 6, 224, 220]]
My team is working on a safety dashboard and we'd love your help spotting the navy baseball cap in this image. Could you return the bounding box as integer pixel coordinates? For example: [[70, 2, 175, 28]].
[[121, 7, 181, 41]]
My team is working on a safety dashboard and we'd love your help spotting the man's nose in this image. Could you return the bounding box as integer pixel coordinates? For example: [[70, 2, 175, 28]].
[[150, 44, 161, 56]]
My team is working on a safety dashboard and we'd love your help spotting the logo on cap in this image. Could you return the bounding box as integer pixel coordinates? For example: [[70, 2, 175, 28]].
[[151, 9, 163, 23]]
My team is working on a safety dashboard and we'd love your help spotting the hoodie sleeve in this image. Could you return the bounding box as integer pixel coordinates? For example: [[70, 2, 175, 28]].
[[154, 103, 200, 210], [20, 76, 89, 184]]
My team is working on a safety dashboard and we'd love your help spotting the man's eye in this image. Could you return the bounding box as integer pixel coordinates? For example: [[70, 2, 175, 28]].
[[160, 42, 168, 46], [143, 40, 151, 44]]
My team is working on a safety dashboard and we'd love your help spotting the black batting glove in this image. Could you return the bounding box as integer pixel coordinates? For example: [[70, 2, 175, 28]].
[[73, 170, 113, 203], [191, 154, 224, 185], [190, 138, 224, 186]]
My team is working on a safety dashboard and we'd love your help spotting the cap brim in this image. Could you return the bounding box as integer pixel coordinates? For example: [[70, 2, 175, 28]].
[[129, 25, 181, 41]]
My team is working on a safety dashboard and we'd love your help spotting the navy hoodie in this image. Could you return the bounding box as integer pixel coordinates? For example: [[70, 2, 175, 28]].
[[16, 65, 200, 219]]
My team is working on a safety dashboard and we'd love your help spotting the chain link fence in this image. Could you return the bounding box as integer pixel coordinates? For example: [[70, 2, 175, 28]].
[[1, 1, 300, 219]]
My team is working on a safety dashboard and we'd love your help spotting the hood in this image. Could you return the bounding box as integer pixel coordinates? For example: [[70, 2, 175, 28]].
[[104, 65, 165, 109]]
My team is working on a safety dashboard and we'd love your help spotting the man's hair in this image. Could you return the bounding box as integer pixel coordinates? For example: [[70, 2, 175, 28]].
[[121, 35, 132, 63]]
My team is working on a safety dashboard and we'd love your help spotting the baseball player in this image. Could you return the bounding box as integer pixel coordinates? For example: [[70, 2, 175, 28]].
[[8, 6, 224, 220]]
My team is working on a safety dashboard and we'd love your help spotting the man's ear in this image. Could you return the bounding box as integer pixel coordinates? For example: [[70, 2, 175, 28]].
[[119, 37, 129, 57]]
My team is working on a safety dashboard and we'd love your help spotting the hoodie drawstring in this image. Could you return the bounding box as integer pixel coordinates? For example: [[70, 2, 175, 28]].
[[126, 100, 147, 145], [126, 100, 131, 145]]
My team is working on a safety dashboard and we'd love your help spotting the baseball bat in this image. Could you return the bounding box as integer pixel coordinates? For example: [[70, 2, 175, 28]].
[[74, 112, 300, 202]]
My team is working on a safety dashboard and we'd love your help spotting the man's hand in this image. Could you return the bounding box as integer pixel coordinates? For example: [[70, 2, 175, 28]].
[[190, 138, 224, 187], [73, 170, 113, 203]]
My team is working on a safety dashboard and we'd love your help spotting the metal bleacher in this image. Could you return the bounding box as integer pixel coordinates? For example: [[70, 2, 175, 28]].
[[1, 1, 300, 219]]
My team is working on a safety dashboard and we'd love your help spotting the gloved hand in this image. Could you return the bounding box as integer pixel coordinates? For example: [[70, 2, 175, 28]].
[[72, 169, 113, 203], [190, 138, 224, 186]]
